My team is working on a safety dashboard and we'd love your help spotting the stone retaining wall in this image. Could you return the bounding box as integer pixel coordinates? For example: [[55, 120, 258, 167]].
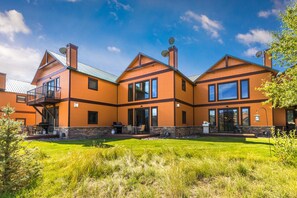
[[57, 127, 112, 139]]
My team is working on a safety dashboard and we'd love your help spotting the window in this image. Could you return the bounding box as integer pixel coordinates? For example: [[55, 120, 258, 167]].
[[209, 109, 216, 126], [128, 84, 133, 102], [241, 107, 250, 126], [182, 111, 186, 124], [218, 81, 238, 101], [88, 78, 98, 90], [240, 79, 249, 99], [16, 118, 26, 126], [135, 80, 150, 100], [151, 78, 158, 98], [208, 84, 216, 102], [128, 109, 133, 125], [88, 111, 98, 124], [16, 95, 26, 103], [55, 77, 60, 91], [286, 109, 295, 125], [151, 107, 158, 126], [182, 79, 186, 91]]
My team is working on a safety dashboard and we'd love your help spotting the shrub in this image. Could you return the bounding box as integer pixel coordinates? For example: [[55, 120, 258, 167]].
[[0, 105, 41, 194], [271, 128, 297, 165]]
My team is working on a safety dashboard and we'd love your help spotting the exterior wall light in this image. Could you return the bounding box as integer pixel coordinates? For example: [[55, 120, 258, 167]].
[[176, 103, 180, 108], [254, 113, 260, 122], [74, 102, 79, 108]]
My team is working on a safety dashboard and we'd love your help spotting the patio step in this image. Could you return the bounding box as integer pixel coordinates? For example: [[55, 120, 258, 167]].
[[102, 133, 159, 139], [199, 133, 257, 138]]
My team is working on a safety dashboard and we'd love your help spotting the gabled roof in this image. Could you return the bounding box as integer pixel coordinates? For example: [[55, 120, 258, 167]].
[[116, 52, 194, 84], [5, 78, 35, 94], [194, 54, 279, 83], [46, 51, 118, 83]]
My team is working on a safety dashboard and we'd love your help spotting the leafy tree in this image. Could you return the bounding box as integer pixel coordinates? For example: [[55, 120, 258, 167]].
[[258, 2, 297, 108], [0, 105, 41, 194]]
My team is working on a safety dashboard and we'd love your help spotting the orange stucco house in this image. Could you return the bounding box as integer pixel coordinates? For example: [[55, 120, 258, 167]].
[[2, 43, 295, 138], [0, 72, 38, 126]]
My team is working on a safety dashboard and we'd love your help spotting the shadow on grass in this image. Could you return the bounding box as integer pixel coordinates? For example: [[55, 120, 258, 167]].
[[36, 135, 273, 147]]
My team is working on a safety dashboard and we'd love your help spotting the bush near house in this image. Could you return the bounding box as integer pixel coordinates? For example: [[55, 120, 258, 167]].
[[4, 137, 297, 198]]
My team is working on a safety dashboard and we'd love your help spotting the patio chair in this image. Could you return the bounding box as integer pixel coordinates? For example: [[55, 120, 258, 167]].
[[137, 125, 146, 134], [127, 125, 133, 134]]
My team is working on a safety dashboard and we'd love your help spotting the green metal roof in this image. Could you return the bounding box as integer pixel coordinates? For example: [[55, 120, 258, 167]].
[[48, 51, 118, 83], [5, 78, 36, 94]]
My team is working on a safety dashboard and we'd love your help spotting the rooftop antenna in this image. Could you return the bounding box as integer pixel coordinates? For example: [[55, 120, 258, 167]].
[[59, 47, 67, 55], [169, 37, 175, 46], [255, 50, 263, 58], [161, 36, 175, 57], [161, 50, 169, 57]]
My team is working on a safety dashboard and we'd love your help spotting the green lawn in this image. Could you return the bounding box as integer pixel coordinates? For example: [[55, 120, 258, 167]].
[[9, 137, 297, 197]]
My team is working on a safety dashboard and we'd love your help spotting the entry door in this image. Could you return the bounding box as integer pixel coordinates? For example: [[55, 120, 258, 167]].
[[135, 108, 149, 132], [43, 107, 59, 132], [218, 109, 238, 132]]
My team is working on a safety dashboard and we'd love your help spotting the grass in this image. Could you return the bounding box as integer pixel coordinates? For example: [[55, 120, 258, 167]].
[[5, 137, 297, 197]]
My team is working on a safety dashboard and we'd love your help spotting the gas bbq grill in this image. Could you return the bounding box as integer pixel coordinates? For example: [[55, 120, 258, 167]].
[[112, 122, 123, 133]]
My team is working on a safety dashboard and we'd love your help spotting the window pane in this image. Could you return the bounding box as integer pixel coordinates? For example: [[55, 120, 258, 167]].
[[128, 109, 133, 125], [17, 95, 26, 103], [209, 110, 216, 126], [152, 79, 158, 98], [56, 77, 60, 91], [128, 84, 133, 101], [182, 111, 186, 124], [182, 79, 186, 91], [218, 82, 238, 100], [135, 80, 150, 100], [241, 108, 250, 126], [286, 110, 295, 124], [151, 107, 158, 126], [88, 78, 98, 90], [88, 111, 98, 124], [241, 80, 249, 99], [209, 85, 215, 101]]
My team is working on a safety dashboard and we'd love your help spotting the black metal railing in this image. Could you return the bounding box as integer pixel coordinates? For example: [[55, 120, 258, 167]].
[[27, 85, 61, 105]]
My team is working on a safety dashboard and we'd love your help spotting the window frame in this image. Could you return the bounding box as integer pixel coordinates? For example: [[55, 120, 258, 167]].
[[151, 78, 158, 98], [182, 79, 186, 91], [240, 79, 250, 99], [208, 84, 216, 102], [88, 77, 98, 91], [217, 81, 238, 101], [182, 111, 187, 124], [16, 118, 26, 126], [55, 77, 60, 91], [128, 83, 133, 102], [88, 111, 98, 124], [134, 80, 150, 101], [208, 109, 216, 126], [16, 95, 26, 103], [240, 107, 250, 126], [151, 107, 158, 126]]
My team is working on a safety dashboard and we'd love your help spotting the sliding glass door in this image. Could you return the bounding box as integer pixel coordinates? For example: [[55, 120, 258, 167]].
[[218, 108, 238, 132]]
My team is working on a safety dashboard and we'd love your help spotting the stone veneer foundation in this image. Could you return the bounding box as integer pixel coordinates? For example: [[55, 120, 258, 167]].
[[57, 127, 113, 139]]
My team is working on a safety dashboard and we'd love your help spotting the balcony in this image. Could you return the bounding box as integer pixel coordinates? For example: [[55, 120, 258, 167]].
[[27, 85, 61, 106]]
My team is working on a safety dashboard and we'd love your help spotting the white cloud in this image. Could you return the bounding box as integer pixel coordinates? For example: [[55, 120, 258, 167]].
[[107, 46, 121, 53], [192, 25, 199, 32], [0, 10, 31, 41], [243, 47, 260, 57], [0, 43, 41, 82], [180, 10, 223, 42], [258, 9, 279, 18], [66, 0, 80, 2], [258, 0, 293, 18], [108, 0, 133, 11], [110, 12, 119, 20], [236, 29, 273, 46]]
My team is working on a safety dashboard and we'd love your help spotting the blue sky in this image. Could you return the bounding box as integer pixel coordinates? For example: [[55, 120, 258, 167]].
[[0, 0, 292, 82]]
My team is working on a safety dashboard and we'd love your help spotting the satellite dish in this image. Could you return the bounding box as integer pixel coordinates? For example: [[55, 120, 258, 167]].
[[168, 37, 175, 45], [59, 47, 67, 54], [161, 50, 169, 57], [255, 51, 263, 58]]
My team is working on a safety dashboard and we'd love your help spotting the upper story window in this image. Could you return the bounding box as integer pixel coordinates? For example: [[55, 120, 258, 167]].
[[218, 81, 238, 101], [55, 77, 60, 91], [208, 84, 216, 102], [182, 79, 186, 91], [128, 84, 133, 102], [240, 79, 249, 99], [16, 95, 26, 103], [135, 80, 150, 100], [88, 78, 98, 91], [151, 78, 158, 98]]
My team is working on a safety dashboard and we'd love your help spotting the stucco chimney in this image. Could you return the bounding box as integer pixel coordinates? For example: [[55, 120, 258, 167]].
[[263, 50, 272, 68], [0, 73, 6, 91], [66, 43, 78, 70], [168, 46, 178, 69]]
